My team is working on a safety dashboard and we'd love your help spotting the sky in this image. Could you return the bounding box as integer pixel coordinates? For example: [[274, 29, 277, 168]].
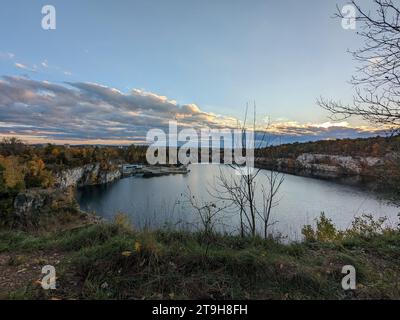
[[0, 0, 384, 145]]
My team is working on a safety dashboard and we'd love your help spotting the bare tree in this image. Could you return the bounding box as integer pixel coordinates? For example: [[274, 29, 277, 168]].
[[211, 167, 248, 236], [210, 103, 285, 239], [259, 170, 285, 239], [185, 187, 228, 259], [318, 0, 400, 131], [185, 187, 226, 235]]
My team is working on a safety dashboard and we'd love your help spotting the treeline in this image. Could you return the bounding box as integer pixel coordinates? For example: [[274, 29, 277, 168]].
[[256, 135, 400, 159], [2, 135, 400, 195], [0, 138, 147, 194], [256, 135, 400, 201]]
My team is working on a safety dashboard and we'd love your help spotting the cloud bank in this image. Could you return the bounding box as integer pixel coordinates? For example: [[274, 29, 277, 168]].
[[0, 76, 383, 145]]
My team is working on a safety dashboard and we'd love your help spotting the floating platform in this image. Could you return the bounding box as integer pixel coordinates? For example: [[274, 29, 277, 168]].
[[141, 165, 190, 177], [121, 164, 190, 178]]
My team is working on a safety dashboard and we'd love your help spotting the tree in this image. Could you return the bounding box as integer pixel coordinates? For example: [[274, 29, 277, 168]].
[[0, 163, 6, 193], [211, 104, 285, 238], [212, 167, 248, 237], [185, 188, 228, 260], [260, 170, 284, 239], [0, 137, 27, 156], [25, 158, 54, 188], [0, 155, 25, 191], [318, 0, 400, 131]]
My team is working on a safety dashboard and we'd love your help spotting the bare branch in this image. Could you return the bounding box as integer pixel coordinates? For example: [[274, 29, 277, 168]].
[[323, 0, 400, 132]]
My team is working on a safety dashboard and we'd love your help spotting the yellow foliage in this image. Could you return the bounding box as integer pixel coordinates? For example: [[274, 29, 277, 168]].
[[51, 148, 60, 157], [113, 212, 132, 229], [121, 251, 132, 257], [134, 241, 141, 252], [27, 158, 45, 177], [0, 155, 25, 190], [25, 158, 54, 188]]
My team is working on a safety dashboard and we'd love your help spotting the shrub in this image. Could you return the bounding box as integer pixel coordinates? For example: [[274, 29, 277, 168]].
[[113, 212, 133, 230], [302, 213, 398, 243], [346, 214, 388, 239], [302, 213, 342, 242]]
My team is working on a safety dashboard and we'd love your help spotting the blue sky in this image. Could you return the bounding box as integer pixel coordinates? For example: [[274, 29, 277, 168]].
[[0, 0, 381, 144]]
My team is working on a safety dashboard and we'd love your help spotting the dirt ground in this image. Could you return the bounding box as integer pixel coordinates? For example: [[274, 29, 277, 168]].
[[0, 251, 67, 299]]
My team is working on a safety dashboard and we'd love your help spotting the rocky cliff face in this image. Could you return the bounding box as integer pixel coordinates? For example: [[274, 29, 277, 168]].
[[4, 163, 120, 228], [295, 153, 382, 176], [55, 163, 121, 189], [256, 153, 384, 179], [13, 189, 48, 219], [11, 188, 80, 227], [8, 164, 121, 225]]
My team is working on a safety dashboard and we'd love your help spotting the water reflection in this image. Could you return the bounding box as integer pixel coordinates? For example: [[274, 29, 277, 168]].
[[76, 164, 399, 241]]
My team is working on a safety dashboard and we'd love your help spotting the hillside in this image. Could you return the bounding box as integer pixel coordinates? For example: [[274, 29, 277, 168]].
[[255, 135, 400, 198], [0, 213, 399, 300]]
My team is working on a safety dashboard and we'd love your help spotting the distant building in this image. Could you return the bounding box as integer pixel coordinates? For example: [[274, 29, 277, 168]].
[[122, 164, 143, 175]]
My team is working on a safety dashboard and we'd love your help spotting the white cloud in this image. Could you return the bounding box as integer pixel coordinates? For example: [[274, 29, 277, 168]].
[[14, 63, 37, 72], [311, 121, 350, 129], [0, 76, 383, 145], [0, 52, 14, 60]]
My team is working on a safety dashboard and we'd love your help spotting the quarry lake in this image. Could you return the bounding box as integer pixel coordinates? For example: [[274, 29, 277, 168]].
[[76, 164, 399, 241]]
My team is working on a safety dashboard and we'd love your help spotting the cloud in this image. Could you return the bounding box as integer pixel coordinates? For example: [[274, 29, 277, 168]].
[[257, 120, 384, 146], [7, 55, 71, 77], [0, 52, 14, 60], [0, 76, 384, 145], [14, 63, 26, 69], [14, 63, 37, 72], [265, 120, 381, 136], [0, 76, 238, 144]]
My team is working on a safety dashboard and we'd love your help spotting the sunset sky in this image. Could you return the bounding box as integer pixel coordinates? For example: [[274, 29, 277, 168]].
[[0, 0, 382, 145]]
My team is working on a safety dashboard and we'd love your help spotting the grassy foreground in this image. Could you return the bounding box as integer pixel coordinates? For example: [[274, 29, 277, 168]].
[[0, 214, 399, 300]]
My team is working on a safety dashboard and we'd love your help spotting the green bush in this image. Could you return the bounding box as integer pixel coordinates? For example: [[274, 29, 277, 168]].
[[302, 213, 343, 242]]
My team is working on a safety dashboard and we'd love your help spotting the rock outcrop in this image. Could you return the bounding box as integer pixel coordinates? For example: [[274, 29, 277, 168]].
[[12, 188, 80, 227], [13, 189, 49, 219], [55, 163, 121, 189], [256, 153, 384, 179], [5, 163, 121, 228]]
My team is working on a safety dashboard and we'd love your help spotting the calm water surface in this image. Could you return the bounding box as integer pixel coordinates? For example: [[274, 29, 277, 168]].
[[76, 164, 399, 240]]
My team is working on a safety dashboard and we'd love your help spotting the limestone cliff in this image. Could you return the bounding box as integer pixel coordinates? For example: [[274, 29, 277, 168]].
[[55, 163, 121, 189], [11, 188, 81, 228], [256, 153, 384, 179]]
